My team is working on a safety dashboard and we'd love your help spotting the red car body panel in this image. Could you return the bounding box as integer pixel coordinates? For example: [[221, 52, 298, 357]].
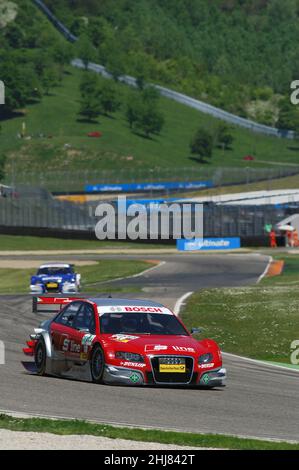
[[23, 297, 226, 388]]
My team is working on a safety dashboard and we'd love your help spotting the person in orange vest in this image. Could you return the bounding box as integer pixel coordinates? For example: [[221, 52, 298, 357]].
[[293, 228, 299, 247], [269, 228, 277, 248]]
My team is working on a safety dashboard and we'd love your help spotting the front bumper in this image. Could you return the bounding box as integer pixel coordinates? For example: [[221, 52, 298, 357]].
[[30, 283, 78, 294], [103, 364, 226, 387], [198, 368, 226, 387], [103, 365, 145, 385]]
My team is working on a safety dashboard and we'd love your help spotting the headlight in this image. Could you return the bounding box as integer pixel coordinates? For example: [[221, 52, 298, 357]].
[[115, 351, 144, 363], [199, 353, 213, 364]]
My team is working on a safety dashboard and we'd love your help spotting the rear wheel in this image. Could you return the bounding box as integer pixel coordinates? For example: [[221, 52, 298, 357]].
[[35, 338, 47, 376], [90, 345, 105, 384]]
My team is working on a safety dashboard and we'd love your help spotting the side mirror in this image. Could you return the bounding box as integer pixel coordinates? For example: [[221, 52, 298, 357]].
[[191, 327, 202, 335]]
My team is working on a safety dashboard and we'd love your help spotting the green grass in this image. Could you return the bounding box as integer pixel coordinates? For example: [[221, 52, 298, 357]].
[[0, 234, 169, 251], [0, 259, 149, 294], [181, 255, 299, 363], [1, 66, 299, 191], [0, 414, 298, 450], [175, 173, 299, 199]]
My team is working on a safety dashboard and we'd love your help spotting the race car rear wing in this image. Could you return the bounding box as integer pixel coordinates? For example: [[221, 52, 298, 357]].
[[32, 296, 82, 314]]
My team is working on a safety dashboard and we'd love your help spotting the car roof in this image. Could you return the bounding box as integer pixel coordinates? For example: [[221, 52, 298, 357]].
[[90, 298, 165, 308], [39, 264, 72, 268]]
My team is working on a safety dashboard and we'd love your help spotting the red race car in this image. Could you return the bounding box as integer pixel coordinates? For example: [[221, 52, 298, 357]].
[[23, 297, 226, 388]]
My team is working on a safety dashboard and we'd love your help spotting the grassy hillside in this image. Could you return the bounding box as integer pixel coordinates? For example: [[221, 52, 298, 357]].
[[0, 0, 299, 191], [44, 0, 299, 127], [2, 66, 299, 189]]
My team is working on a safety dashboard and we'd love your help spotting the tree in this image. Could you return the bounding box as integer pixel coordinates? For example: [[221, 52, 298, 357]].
[[190, 128, 214, 162], [276, 98, 299, 131], [41, 66, 59, 95], [125, 88, 164, 138], [99, 81, 120, 116], [216, 123, 234, 150], [79, 95, 101, 122], [78, 73, 101, 121], [131, 52, 150, 90], [106, 51, 126, 81], [126, 92, 142, 129], [51, 43, 72, 80], [76, 34, 96, 70], [136, 104, 164, 138]]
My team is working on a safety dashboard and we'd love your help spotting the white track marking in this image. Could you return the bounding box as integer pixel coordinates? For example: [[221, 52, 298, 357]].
[[131, 261, 166, 278], [173, 292, 193, 316], [256, 256, 273, 284], [223, 352, 299, 373], [85, 260, 166, 286]]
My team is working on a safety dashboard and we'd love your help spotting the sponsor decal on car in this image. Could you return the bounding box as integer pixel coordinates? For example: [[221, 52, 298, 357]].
[[200, 362, 215, 369], [172, 346, 195, 353], [120, 361, 146, 368], [202, 373, 210, 384], [81, 334, 96, 352], [145, 344, 168, 352], [110, 334, 139, 343], [80, 352, 88, 361], [129, 372, 141, 383], [159, 364, 186, 373], [62, 339, 81, 353], [82, 334, 96, 346], [97, 306, 173, 315]]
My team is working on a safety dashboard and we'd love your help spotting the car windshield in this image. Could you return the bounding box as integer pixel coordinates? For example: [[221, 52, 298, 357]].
[[37, 267, 73, 275], [100, 312, 189, 336]]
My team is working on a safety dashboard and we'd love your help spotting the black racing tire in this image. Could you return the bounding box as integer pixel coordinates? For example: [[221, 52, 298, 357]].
[[90, 344, 105, 384], [35, 338, 47, 376]]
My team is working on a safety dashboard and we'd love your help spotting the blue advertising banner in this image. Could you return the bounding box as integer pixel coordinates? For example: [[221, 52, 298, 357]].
[[85, 180, 213, 193], [177, 238, 241, 251]]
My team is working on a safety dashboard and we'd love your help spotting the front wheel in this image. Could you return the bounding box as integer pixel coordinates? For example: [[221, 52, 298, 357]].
[[90, 345, 105, 384], [35, 338, 47, 376]]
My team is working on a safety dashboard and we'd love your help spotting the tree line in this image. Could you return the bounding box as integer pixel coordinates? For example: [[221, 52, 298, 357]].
[[45, 0, 299, 128], [78, 73, 164, 139]]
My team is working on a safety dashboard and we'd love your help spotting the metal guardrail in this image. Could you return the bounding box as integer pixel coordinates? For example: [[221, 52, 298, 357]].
[[33, 0, 295, 139], [34, 0, 77, 42]]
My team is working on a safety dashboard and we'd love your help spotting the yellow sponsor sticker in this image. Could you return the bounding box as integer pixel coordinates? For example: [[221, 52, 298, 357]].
[[47, 283, 58, 288], [159, 364, 186, 373], [80, 353, 88, 361]]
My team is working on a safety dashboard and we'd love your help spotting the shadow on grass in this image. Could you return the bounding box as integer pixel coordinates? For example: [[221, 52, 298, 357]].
[[0, 109, 25, 122], [76, 118, 100, 124], [188, 156, 211, 164]]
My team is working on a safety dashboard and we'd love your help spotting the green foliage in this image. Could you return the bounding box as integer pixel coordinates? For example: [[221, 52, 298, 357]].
[[190, 127, 214, 162], [78, 73, 101, 121], [75, 33, 96, 69], [216, 123, 234, 149], [44, 0, 299, 124], [0, 413, 299, 450], [125, 87, 164, 138], [0, 0, 73, 116], [99, 81, 120, 116], [276, 98, 299, 131]]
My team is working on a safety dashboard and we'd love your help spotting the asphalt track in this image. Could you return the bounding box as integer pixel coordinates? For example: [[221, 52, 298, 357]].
[[0, 253, 298, 442]]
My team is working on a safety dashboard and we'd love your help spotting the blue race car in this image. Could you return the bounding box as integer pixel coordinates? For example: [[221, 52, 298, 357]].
[[30, 263, 81, 294]]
